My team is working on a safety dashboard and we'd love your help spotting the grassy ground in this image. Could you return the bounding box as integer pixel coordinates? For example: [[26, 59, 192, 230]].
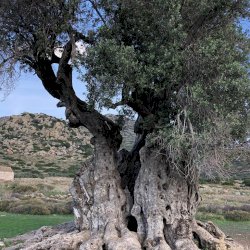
[[206, 219, 250, 249], [0, 178, 249, 248], [0, 212, 73, 238], [212, 219, 250, 234]]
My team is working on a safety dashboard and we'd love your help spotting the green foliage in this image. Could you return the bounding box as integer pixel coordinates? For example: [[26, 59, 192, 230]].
[[221, 179, 235, 186], [0, 199, 72, 215], [10, 184, 37, 193], [80, 1, 250, 177], [9, 203, 51, 215], [0, 0, 249, 183], [243, 178, 250, 187], [196, 212, 225, 221], [80, 144, 93, 157], [83, 0, 249, 123], [224, 210, 250, 221], [66, 165, 81, 177]]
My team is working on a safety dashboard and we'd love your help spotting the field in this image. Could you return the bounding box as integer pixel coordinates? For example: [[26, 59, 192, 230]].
[[0, 212, 73, 239], [212, 220, 250, 249], [197, 181, 250, 249], [0, 177, 249, 248]]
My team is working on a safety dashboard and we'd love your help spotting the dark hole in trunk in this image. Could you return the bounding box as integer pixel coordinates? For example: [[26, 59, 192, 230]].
[[102, 244, 107, 250], [166, 205, 171, 211], [127, 215, 138, 232], [193, 232, 202, 248]]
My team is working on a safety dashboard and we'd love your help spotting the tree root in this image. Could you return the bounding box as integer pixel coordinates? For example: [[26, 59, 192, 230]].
[[192, 220, 244, 250], [79, 222, 141, 250]]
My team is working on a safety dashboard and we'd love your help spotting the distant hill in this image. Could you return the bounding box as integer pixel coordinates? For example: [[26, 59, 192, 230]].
[[0, 113, 136, 178], [0, 113, 92, 177], [1, 112, 247, 180]]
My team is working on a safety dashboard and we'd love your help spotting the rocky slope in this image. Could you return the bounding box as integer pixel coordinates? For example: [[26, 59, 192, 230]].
[[1, 112, 248, 179], [0, 113, 135, 178], [0, 113, 93, 177]]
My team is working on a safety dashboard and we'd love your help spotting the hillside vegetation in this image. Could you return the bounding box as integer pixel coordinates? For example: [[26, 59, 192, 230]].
[[0, 113, 92, 177], [0, 112, 249, 180], [0, 113, 136, 178]]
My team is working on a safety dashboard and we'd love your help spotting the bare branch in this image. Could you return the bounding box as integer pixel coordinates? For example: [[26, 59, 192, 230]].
[[88, 0, 107, 26]]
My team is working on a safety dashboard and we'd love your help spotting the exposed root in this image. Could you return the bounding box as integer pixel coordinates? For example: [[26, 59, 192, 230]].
[[192, 220, 244, 250], [79, 222, 141, 250], [3, 222, 88, 250]]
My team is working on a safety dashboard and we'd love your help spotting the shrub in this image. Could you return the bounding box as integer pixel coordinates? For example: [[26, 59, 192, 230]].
[[221, 179, 234, 186], [243, 178, 250, 187], [36, 184, 55, 193], [196, 212, 224, 221], [67, 165, 80, 177], [0, 198, 73, 215], [199, 178, 221, 185], [0, 200, 11, 211], [49, 201, 73, 215], [224, 210, 250, 221], [223, 204, 250, 213], [81, 144, 93, 157], [10, 184, 37, 193], [9, 204, 50, 215], [198, 205, 222, 214]]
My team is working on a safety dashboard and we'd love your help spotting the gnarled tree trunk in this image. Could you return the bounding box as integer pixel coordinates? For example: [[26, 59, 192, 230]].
[[131, 146, 244, 250], [70, 138, 244, 250], [132, 146, 200, 250], [70, 136, 141, 250]]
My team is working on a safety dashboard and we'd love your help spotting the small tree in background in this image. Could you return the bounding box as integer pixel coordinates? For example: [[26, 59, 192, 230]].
[[0, 0, 249, 249]]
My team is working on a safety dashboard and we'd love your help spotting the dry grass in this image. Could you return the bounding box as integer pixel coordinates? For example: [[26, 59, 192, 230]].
[[199, 181, 250, 208], [0, 178, 73, 215]]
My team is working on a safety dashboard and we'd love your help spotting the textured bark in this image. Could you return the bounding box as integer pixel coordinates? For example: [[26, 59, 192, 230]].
[[192, 220, 244, 250], [70, 137, 141, 250], [130, 146, 244, 250], [132, 147, 200, 250]]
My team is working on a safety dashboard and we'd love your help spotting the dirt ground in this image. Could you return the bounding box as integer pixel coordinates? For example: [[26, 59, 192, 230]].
[[232, 234, 250, 250]]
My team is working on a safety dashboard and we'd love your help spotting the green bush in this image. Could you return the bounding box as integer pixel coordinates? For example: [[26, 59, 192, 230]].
[[0, 200, 11, 211], [0, 198, 73, 215], [243, 178, 250, 187], [224, 210, 250, 221], [10, 184, 37, 193], [49, 201, 73, 215], [36, 184, 55, 193], [81, 144, 93, 157], [9, 204, 50, 215], [67, 165, 81, 177], [198, 205, 222, 214], [196, 212, 224, 221], [221, 179, 234, 186], [199, 178, 221, 185]]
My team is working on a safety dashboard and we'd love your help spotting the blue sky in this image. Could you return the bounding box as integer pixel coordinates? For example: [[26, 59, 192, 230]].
[[0, 20, 249, 119], [0, 70, 87, 119]]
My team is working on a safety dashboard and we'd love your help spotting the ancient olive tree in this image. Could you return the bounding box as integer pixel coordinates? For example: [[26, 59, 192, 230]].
[[0, 0, 249, 249]]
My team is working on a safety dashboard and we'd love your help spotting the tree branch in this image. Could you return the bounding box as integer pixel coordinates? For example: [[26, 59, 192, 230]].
[[88, 0, 107, 26], [74, 30, 95, 45], [34, 39, 122, 148]]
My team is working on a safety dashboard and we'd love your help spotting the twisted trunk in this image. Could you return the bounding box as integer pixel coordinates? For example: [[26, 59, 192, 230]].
[[70, 140, 244, 250], [130, 146, 244, 250], [131, 147, 200, 250], [70, 136, 141, 250]]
